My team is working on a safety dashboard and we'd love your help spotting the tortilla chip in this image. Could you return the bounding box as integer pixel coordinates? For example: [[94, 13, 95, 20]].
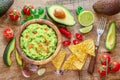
[[62, 54, 78, 70], [82, 39, 95, 56], [52, 50, 66, 70], [73, 60, 85, 70], [69, 45, 88, 62], [69, 39, 95, 56]]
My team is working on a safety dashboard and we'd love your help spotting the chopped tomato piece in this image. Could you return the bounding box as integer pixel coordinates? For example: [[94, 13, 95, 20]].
[[25, 34, 29, 38], [33, 31, 37, 34], [38, 44, 43, 48], [23, 5, 34, 15], [62, 40, 71, 46], [73, 39, 80, 45], [45, 48, 49, 53], [9, 9, 20, 21], [75, 33, 83, 41], [29, 44, 33, 49], [3, 27, 14, 39]]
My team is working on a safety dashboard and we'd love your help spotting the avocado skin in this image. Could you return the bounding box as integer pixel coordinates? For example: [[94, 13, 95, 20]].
[[105, 22, 116, 50], [3, 38, 15, 67], [93, 0, 120, 15], [0, 0, 14, 17]]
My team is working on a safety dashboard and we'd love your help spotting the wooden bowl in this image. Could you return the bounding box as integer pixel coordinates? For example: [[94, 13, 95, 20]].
[[15, 19, 62, 65]]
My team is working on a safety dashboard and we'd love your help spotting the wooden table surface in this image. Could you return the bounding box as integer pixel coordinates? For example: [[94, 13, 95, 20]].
[[0, 0, 120, 80]]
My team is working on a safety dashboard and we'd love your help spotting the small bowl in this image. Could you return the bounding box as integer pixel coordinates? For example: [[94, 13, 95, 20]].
[[15, 19, 62, 65]]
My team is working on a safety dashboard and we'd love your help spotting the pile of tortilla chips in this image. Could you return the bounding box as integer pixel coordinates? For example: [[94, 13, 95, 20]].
[[52, 39, 95, 70]]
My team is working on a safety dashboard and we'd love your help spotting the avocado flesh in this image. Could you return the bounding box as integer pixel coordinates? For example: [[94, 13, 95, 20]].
[[15, 50, 23, 66], [47, 4, 76, 26], [105, 22, 116, 50], [3, 38, 15, 66]]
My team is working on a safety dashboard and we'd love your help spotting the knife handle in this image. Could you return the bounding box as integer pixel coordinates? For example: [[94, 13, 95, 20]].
[[87, 46, 99, 74]]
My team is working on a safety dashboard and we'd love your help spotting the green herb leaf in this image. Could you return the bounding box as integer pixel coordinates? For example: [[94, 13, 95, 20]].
[[76, 6, 84, 15], [21, 9, 24, 15], [21, 20, 27, 24], [45, 6, 49, 11], [30, 9, 36, 14], [27, 16, 33, 21], [42, 15, 47, 19], [38, 7, 44, 15], [34, 13, 40, 19]]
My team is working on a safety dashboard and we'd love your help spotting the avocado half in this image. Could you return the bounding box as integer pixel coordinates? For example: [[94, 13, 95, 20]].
[[3, 38, 15, 67], [47, 4, 76, 26], [105, 22, 116, 50]]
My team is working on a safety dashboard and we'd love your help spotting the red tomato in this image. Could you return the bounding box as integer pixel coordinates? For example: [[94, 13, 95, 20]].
[[9, 9, 20, 21], [110, 61, 120, 72], [23, 5, 34, 15], [73, 39, 80, 45], [98, 65, 110, 76], [99, 53, 111, 65], [3, 27, 14, 39], [62, 40, 71, 46], [75, 33, 83, 40]]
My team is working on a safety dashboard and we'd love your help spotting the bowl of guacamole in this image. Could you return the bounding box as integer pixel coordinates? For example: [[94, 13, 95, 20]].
[[15, 19, 62, 65]]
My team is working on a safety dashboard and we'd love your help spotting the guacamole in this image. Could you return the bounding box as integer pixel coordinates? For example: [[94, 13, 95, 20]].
[[20, 24, 58, 60]]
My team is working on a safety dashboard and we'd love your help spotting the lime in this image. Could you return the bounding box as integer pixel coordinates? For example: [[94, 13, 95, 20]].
[[79, 25, 93, 34], [78, 10, 94, 26]]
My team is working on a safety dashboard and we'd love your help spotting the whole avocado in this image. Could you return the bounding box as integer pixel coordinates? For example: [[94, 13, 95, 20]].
[[93, 0, 120, 15], [0, 0, 14, 17]]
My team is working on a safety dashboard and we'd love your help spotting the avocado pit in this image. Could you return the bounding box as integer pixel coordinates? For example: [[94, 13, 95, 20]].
[[54, 8, 66, 19]]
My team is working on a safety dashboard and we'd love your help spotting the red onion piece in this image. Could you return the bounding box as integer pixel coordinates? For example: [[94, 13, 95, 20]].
[[21, 68, 30, 78], [29, 64, 38, 72]]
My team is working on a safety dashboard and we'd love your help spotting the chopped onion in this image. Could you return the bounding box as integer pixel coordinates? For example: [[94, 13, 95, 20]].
[[29, 64, 38, 72], [37, 68, 46, 76]]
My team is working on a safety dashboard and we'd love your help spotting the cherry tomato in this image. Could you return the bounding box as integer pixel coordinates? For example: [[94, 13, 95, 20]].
[[23, 5, 34, 15], [98, 65, 110, 76], [9, 9, 20, 21], [99, 53, 111, 65], [110, 61, 120, 72], [73, 39, 80, 45], [75, 33, 83, 41], [3, 27, 14, 39], [62, 40, 71, 46], [59, 27, 71, 39]]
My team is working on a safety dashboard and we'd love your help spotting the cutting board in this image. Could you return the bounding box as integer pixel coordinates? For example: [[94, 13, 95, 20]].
[[0, 0, 120, 80]]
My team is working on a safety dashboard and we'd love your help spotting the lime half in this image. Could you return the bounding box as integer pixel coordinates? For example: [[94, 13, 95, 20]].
[[79, 25, 93, 34], [78, 11, 94, 26]]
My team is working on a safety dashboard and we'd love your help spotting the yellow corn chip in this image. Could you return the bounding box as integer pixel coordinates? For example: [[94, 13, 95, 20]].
[[82, 39, 95, 56], [73, 60, 85, 70], [52, 50, 66, 70], [69, 39, 95, 56], [69, 45, 88, 62], [73, 51, 87, 62], [62, 54, 78, 70]]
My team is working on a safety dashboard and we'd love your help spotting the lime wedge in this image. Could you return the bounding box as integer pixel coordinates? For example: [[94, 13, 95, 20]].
[[78, 11, 94, 26], [79, 25, 93, 34]]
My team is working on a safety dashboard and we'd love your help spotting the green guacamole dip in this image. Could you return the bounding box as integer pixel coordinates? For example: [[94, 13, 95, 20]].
[[20, 24, 58, 60]]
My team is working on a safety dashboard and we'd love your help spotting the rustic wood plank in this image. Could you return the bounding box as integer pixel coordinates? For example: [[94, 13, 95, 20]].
[[0, 0, 120, 80]]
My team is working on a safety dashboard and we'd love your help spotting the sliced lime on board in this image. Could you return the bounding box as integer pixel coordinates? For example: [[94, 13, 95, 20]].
[[79, 25, 93, 34], [78, 11, 94, 26]]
